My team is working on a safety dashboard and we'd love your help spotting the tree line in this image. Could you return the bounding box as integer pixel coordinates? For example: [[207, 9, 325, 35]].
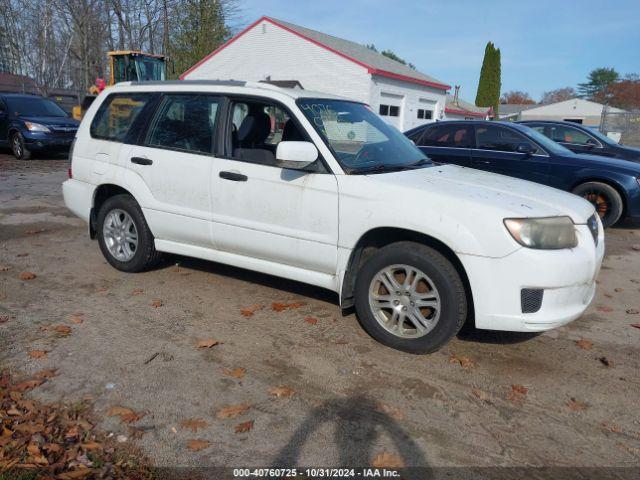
[[0, 0, 239, 96], [500, 68, 640, 110]]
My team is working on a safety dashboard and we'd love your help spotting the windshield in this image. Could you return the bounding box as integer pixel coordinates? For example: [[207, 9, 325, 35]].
[[516, 124, 574, 155], [6, 97, 68, 117], [587, 127, 617, 145], [297, 98, 429, 173]]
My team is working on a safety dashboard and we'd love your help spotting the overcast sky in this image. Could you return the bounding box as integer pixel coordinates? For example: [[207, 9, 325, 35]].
[[237, 0, 640, 102]]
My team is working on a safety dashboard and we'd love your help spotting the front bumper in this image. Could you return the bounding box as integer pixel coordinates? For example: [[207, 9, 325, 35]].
[[460, 224, 605, 332], [23, 132, 74, 151]]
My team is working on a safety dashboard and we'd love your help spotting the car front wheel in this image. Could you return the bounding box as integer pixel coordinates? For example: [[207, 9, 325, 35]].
[[11, 132, 31, 160], [97, 194, 162, 272], [572, 181, 623, 228], [354, 242, 467, 354]]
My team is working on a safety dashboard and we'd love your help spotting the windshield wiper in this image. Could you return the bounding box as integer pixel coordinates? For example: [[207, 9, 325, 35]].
[[349, 158, 432, 175]]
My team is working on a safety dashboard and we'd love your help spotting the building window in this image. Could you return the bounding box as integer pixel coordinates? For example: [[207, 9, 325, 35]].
[[417, 109, 433, 120], [379, 104, 400, 117]]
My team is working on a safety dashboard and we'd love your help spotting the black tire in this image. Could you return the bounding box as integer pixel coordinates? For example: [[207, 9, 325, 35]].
[[572, 181, 623, 228], [11, 132, 31, 160], [96, 194, 162, 272], [354, 242, 467, 354]]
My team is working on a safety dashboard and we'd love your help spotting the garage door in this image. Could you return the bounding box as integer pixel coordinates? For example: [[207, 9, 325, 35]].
[[378, 92, 403, 130]]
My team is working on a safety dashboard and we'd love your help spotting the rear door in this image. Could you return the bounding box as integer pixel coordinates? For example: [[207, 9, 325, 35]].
[[125, 93, 220, 248], [471, 124, 549, 184], [410, 123, 473, 166]]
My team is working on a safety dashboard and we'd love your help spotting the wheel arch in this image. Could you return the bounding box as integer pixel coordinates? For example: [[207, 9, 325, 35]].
[[340, 227, 474, 321], [90, 183, 136, 239]]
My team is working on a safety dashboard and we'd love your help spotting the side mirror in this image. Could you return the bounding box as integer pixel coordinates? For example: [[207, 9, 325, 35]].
[[585, 138, 598, 148], [516, 143, 535, 155], [276, 141, 318, 169]]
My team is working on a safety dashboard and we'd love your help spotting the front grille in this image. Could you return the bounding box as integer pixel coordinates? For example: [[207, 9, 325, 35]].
[[587, 214, 599, 246], [49, 125, 78, 137], [521, 288, 544, 313]]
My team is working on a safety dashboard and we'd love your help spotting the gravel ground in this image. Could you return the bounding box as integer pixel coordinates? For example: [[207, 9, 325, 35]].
[[1, 152, 639, 472]]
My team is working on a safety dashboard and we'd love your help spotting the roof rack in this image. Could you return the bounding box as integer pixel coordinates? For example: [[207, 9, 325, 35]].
[[120, 79, 289, 93]]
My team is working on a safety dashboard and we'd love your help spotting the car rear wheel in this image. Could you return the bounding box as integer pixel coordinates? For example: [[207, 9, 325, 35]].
[[354, 242, 467, 354], [11, 132, 31, 160], [572, 181, 623, 228], [97, 194, 162, 272]]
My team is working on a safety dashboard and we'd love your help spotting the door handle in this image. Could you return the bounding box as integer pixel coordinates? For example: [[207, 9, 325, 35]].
[[219, 171, 247, 182], [131, 157, 153, 166]]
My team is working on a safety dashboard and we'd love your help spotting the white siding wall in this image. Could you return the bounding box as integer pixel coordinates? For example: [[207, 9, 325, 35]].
[[519, 99, 626, 126], [182, 19, 372, 104], [370, 75, 446, 131]]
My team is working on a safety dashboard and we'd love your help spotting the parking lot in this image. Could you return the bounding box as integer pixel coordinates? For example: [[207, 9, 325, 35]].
[[1, 152, 639, 470]]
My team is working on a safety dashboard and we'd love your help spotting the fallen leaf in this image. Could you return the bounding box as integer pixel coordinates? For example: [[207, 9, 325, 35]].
[[631, 244, 640, 251], [597, 306, 614, 313], [240, 304, 263, 317], [34, 368, 58, 379], [449, 352, 477, 369], [65, 426, 80, 440], [471, 388, 490, 401], [566, 397, 588, 411], [28, 350, 47, 359], [575, 339, 593, 350], [614, 288, 624, 293], [16, 252, 29, 257], [216, 403, 251, 419], [601, 422, 622, 434], [181, 418, 208, 433], [234, 420, 254, 433], [626, 308, 639, 315], [107, 406, 134, 417], [222, 367, 246, 379], [197, 338, 221, 349], [598, 356, 614, 367], [27, 443, 40, 455], [0, 265, 10, 271], [19, 271, 37, 281], [271, 301, 304, 312], [7, 407, 22, 416], [57, 467, 92, 479], [371, 452, 405, 469], [25, 228, 46, 235], [304, 316, 318, 325], [69, 314, 84, 324], [631, 323, 640, 329], [268, 385, 296, 398], [0, 315, 9, 323], [54, 324, 72, 336], [80, 441, 103, 451], [120, 410, 146, 423], [186, 439, 210, 451], [150, 299, 163, 308], [376, 402, 404, 420], [13, 379, 44, 392], [507, 384, 528, 406], [132, 288, 144, 296], [43, 443, 62, 453]]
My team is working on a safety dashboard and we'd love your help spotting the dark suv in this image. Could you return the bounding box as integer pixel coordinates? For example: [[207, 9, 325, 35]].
[[0, 93, 79, 159], [405, 120, 640, 228], [519, 120, 640, 162]]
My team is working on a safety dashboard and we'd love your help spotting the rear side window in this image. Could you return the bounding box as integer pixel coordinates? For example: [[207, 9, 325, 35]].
[[90, 93, 152, 142], [418, 124, 473, 148], [146, 94, 219, 154]]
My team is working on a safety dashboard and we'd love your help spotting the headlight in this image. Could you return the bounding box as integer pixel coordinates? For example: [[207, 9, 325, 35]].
[[24, 121, 50, 132], [504, 216, 578, 249]]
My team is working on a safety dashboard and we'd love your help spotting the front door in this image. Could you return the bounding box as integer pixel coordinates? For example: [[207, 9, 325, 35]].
[[471, 124, 549, 185], [0, 99, 8, 145], [126, 93, 221, 247], [210, 97, 339, 275]]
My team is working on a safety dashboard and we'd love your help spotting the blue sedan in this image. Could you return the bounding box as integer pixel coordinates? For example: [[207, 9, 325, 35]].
[[405, 120, 640, 227]]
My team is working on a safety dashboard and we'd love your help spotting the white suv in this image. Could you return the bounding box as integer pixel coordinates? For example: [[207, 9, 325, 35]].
[[63, 81, 604, 353]]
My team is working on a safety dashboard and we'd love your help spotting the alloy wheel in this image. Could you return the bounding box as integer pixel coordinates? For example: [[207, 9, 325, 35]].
[[102, 209, 139, 262]]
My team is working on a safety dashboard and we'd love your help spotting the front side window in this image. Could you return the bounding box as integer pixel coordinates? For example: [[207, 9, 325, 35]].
[[548, 125, 595, 146], [420, 124, 473, 148], [146, 94, 219, 154], [298, 99, 428, 173], [476, 125, 539, 154], [90, 93, 151, 142], [228, 99, 306, 166]]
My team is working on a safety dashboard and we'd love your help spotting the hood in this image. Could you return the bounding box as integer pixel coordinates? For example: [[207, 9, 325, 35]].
[[19, 116, 79, 127], [368, 164, 595, 224]]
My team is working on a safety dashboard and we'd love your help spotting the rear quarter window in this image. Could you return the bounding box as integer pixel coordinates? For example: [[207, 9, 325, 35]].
[[90, 93, 152, 142]]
